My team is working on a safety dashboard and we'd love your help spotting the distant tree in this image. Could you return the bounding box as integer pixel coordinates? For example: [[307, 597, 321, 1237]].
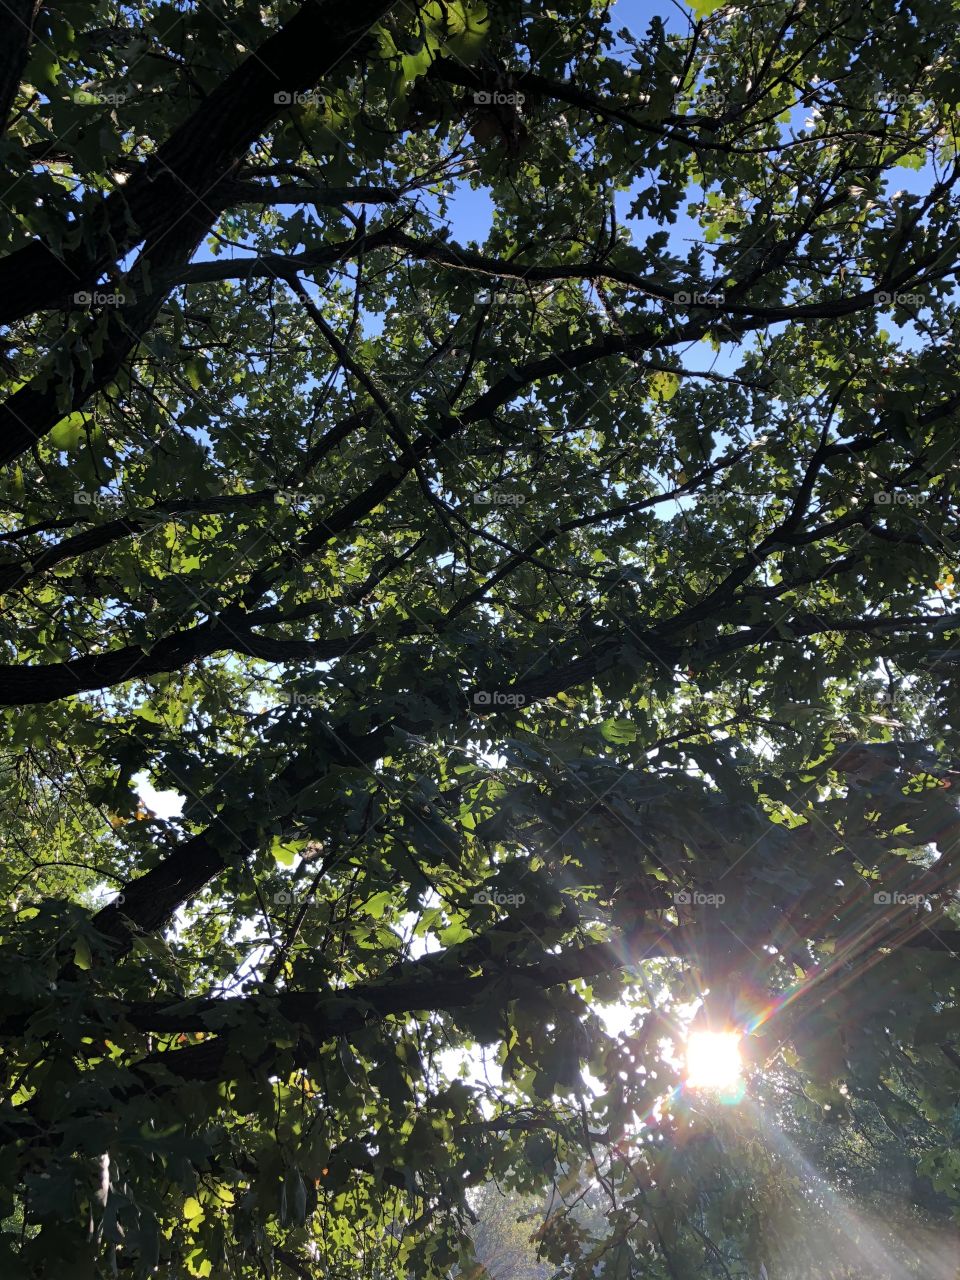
[[466, 1184, 550, 1280], [0, 0, 958, 1277]]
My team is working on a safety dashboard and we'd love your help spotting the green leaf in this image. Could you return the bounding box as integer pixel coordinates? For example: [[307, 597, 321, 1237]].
[[182, 1196, 203, 1223], [600, 718, 638, 744], [48, 412, 86, 451], [362, 890, 392, 919], [648, 370, 679, 401], [271, 837, 297, 867], [72, 937, 93, 970]]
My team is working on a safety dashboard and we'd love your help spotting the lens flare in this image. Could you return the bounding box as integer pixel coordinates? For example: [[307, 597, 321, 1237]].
[[685, 1029, 743, 1091]]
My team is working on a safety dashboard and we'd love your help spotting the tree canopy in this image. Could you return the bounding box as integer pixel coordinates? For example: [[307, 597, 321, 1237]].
[[0, 0, 959, 1276]]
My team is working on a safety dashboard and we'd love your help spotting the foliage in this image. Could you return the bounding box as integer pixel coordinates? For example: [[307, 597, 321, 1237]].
[[0, 0, 958, 1276]]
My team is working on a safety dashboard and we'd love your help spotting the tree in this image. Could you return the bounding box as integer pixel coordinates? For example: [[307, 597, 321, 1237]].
[[0, 0, 958, 1275], [465, 1184, 550, 1280]]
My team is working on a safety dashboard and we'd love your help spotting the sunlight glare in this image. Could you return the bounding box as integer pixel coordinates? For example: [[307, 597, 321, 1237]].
[[685, 1030, 743, 1091]]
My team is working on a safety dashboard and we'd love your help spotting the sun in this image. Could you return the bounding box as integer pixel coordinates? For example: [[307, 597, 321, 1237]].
[[685, 1029, 743, 1091]]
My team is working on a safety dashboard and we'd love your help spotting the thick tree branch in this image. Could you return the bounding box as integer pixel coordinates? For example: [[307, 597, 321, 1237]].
[[0, 0, 40, 137], [0, 0, 397, 327]]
